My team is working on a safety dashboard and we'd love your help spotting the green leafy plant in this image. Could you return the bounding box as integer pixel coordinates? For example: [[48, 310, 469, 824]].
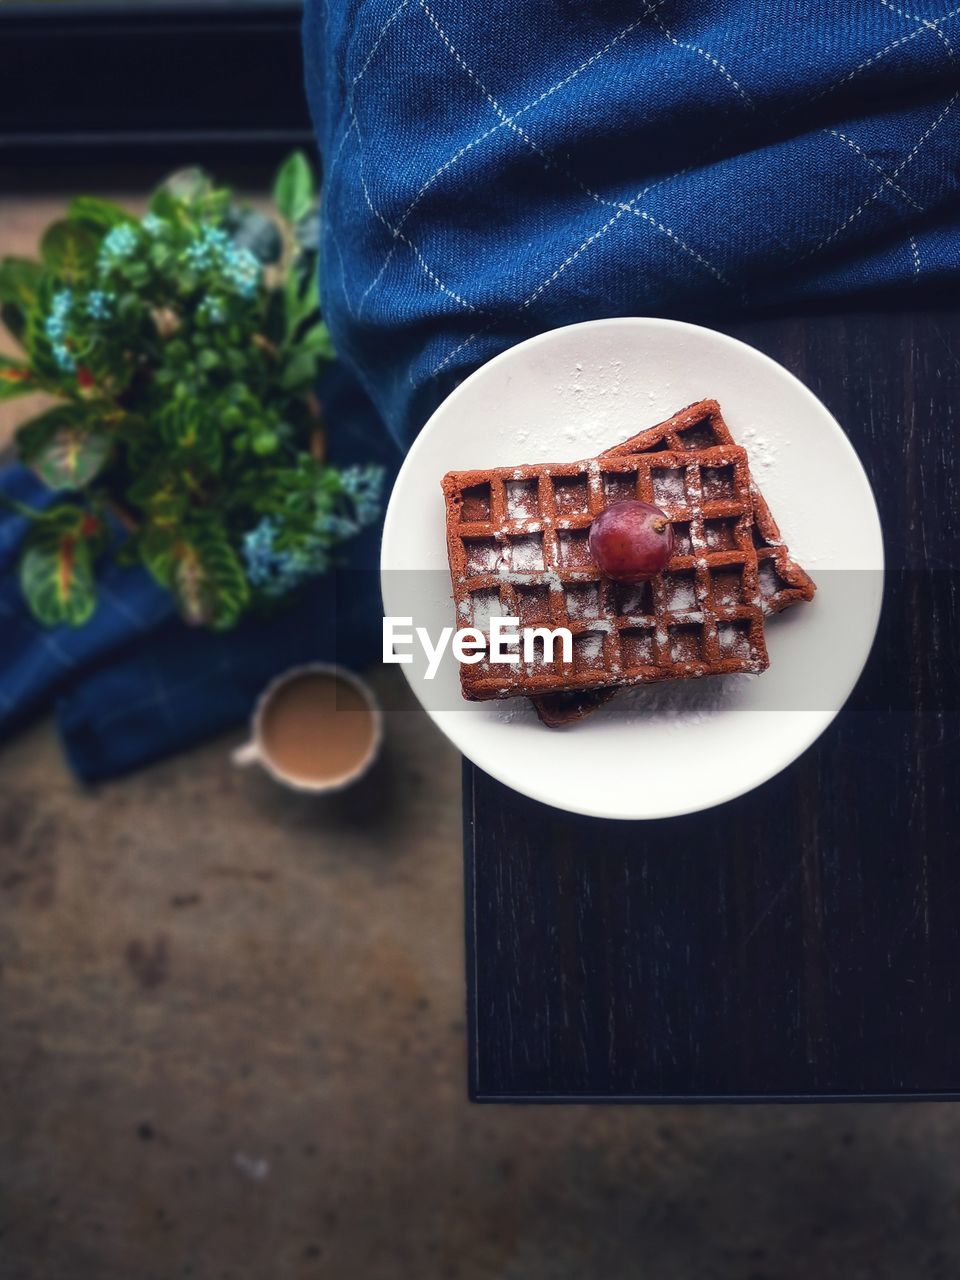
[[0, 154, 382, 629]]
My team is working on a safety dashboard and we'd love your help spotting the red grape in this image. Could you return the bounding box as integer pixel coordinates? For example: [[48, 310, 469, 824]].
[[588, 500, 674, 583]]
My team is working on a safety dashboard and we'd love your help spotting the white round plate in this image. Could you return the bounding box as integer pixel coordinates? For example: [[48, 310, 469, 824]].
[[381, 318, 883, 820]]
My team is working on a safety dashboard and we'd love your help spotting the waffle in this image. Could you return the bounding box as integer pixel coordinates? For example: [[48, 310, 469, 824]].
[[532, 686, 617, 727], [602, 400, 815, 614], [442, 445, 769, 702], [532, 400, 815, 726]]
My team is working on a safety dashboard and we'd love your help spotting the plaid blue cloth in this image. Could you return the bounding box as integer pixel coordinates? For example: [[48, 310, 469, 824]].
[[0, 467, 173, 738], [0, 368, 399, 781], [303, 0, 960, 447]]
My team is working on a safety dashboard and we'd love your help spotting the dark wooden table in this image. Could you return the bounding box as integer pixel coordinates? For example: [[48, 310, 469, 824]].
[[464, 309, 960, 1103]]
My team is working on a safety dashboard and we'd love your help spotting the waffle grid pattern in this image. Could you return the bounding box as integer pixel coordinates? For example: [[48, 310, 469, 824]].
[[602, 399, 815, 615], [443, 446, 768, 701]]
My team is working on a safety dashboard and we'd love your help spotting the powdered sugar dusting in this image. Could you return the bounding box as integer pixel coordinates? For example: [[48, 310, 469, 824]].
[[704, 521, 731, 550], [471, 590, 501, 630], [737, 424, 778, 477], [665, 576, 697, 612], [565, 584, 599, 619], [758, 558, 782, 601], [492, 697, 540, 725], [575, 632, 605, 663], [505, 536, 545, 571], [465, 540, 499, 573], [718, 621, 751, 658], [618, 584, 649, 615], [548, 359, 627, 453], [505, 480, 538, 519], [652, 468, 686, 507], [615, 672, 758, 727]]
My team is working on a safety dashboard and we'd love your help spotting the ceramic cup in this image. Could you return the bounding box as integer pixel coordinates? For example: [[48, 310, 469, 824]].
[[232, 663, 383, 794]]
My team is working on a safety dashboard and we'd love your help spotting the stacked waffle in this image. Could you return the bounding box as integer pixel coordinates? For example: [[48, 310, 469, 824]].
[[441, 400, 814, 725]]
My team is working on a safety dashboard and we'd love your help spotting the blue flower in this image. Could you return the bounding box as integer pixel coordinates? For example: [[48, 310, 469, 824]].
[[242, 518, 315, 599], [51, 343, 76, 373], [340, 464, 384, 529], [311, 466, 383, 545], [45, 288, 72, 340], [182, 227, 261, 299], [323, 514, 359, 540], [222, 245, 261, 299], [142, 213, 166, 236], [98, 224, 138, 271], [183, 226, 230, 272], [197, 296, 226, 326], [85, 290, 113, 321], [242, 467, 382, 599], [45, 290, 76, 369]]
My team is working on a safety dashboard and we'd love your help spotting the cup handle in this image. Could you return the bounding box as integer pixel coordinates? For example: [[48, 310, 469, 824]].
[[231, 740, 261, 768]]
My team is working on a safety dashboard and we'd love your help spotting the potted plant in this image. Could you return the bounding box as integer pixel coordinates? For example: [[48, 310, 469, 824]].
[[0, 153, 382, 629]]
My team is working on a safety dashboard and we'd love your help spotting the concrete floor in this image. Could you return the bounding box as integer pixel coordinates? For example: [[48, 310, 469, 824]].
[[5, 686, 960, 1280], [3, 194, 960, 1279]]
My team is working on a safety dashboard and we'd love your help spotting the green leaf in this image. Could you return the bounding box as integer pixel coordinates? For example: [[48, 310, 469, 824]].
[[125, 262, 150, 289], [284, 268, 320, 339], [38, 428, 111, 491], [251, 430, 279, 456], [279, 351, 318, 391], [149, 243, 175, 272], [67, 196, 134, 232], [273, 152, 315, 224], [148, 188, 180, 221], [262, 286, 286, 345], [40, 222, 99, 283], [128, 470, 187, 528], [0, 354, 42, 401], [158, 403, 222, 472], [117, 292, 142, 321], [0, 263, 40, 344], [20, 518, 97, 627], [196, 189, 232, 223], [124, 437, 165, 486], [16, 406, 112, 490], [20, 278, 61, 381], [0, 257, 44, 309], [15, 404, 74, 456], [2, 302, 28, 347], [146, 522, 248, 630], [298, 322, 336, 361], [23, 325, 60, 382], [140, 529, 174, 588]]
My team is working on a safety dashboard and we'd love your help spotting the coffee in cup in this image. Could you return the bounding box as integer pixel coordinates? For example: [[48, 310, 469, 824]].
[[232, 664, 382, 793]]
